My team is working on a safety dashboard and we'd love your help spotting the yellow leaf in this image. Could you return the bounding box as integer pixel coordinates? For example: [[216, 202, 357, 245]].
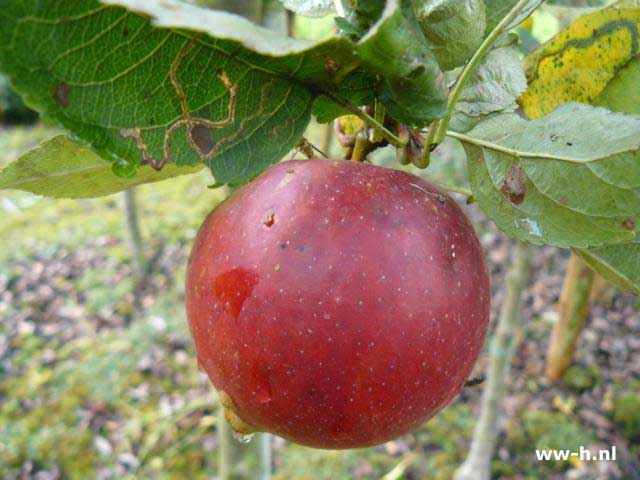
[[518, 15, 534, 31], [519, 6, 640, 119], [337, 115, 364, 135]]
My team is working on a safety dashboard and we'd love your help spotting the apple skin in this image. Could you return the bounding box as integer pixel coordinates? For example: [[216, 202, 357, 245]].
[[186, 159, 490, 449]]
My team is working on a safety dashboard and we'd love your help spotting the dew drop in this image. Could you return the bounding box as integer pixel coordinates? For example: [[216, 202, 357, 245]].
[[232, 431, 254, 443]]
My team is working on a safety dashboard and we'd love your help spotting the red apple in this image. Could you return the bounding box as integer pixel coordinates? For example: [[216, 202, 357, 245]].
[[186, 159, 490, 449]]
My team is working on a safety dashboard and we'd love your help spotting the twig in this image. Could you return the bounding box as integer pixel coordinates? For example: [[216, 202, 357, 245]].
[[370, 98, 385, 143], [420, 119, 439, 166], [321, 122, 333, 157], [256, 433, 272, 480], [351, 131, 375, 162], [321, 91, 406, 148], [427, 178, 473, 198], [454, 241, 532, 480], [123, 188, 147, 277], [434, 0, 535, 144], [382, 453, 419, 480]]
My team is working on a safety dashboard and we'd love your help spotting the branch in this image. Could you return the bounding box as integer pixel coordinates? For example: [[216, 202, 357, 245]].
[[454, 241, 533, 480], [123, 188, 147, 277], [434, 0, 536, 144], [256, 433, 272, 480]]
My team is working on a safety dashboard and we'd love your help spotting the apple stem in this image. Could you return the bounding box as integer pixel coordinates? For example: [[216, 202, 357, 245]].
[[454, 241, 532, 480]]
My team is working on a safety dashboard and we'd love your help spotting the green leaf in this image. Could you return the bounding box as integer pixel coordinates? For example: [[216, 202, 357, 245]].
[[485, 0, 542, 33], [346, 0, 387, 32], [357, 0, 448, 125], [312, 70, 376, 123], [0, 0, 449, 184], [0, 135, 203, 198], [450, 35, 527, 132], [576, 244, 640, 295], [574, 55, 640, 295], [415, 0, 486, 70], [595, 57, 640, 115], [0, 0, 369, 186], [460, 103, 640, 248], [334, 16, 367, 37]]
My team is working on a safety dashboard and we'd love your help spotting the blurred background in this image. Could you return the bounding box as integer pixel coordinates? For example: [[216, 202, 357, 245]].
[[0, 1, 638, 479]]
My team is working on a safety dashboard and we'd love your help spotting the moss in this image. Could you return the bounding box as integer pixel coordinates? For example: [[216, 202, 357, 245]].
[[611, 391, 640, 443], [563, 365, 601, 392], [0, 287, 215, 479], [526, 410, 594, 451], [0, 381, 97, 478], [506, 409, 595, 474], [492, 460, 516, 477], [274, 446, 395, 480], [414, 403, 475, 480]]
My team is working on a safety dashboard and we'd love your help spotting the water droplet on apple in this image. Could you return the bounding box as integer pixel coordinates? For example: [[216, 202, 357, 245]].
[[232, 431, 254, 443]]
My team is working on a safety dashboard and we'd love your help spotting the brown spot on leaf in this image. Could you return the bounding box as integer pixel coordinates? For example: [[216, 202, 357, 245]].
[[189, 124, 215, 156], [501, 164, 527, 205], [623, 219, 635, 230], [54, 81, 70, 108]]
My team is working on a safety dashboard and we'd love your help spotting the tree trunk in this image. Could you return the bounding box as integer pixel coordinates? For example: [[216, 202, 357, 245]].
[[454, 241, 532, 480], [123, 188, 146, 275], [545, 252, 595, 382]]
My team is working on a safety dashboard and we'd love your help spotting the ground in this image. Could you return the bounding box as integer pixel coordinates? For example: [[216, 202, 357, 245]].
[[0, 124, 638, 479]]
